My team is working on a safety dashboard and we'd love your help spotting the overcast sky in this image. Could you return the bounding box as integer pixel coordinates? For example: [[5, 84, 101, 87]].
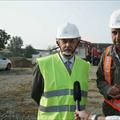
[[0, 1, 120, 49]]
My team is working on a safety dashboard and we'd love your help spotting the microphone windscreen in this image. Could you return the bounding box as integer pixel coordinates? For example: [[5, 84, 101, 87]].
[[73, 81, 81, 101]]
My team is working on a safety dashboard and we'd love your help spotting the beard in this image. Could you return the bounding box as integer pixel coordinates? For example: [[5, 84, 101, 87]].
[[58, 44, 78, 59], [62, 49, 75, 59], [114, 39, 120, 45], [62, 51, 72, 56], [114, 40, 120, 51], [116, 45, 120, 53]]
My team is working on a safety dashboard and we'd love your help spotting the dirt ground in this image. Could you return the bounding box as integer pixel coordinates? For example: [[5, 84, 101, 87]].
[[0, 66, 103, 120]]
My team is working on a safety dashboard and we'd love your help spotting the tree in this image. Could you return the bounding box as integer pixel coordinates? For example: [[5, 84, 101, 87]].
[[0, 29, 11, 49], [24, 45, 38, 58], [8, 36, 23, 56]]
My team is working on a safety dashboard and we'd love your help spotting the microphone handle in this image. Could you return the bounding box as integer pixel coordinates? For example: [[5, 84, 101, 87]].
[[76, 100, 80, 111]]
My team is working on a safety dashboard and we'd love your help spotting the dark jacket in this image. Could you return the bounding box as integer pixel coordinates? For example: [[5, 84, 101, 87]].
[[31, 64, 44, 105], [96, 45, 120, 115]]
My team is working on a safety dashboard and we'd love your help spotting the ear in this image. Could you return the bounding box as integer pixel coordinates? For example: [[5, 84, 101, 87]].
[[77, 39, 80, 46], [77, 37, 81, 43], [56, 40, 59, 46]]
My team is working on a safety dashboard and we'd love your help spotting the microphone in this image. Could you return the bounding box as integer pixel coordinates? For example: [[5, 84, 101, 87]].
[[73, 81, 81, 111]]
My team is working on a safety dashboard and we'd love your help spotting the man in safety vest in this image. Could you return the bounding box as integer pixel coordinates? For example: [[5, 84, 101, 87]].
[[96, 9, 120, 116], [31, 22, 90, 120]]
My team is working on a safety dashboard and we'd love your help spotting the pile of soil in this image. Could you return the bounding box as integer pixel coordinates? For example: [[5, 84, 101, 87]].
[[10, 57, 33, 68]]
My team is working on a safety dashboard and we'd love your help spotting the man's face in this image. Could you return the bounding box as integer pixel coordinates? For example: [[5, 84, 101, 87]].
[[56, 38, 80, 58], [112, 28, 120, 52]]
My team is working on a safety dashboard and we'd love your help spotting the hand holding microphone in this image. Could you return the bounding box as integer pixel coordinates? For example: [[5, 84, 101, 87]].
[[73, 81, 81, 111], [73, 81, 81, 120]]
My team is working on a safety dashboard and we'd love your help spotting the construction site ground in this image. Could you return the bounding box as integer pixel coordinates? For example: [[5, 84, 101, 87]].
[[0, 66, 103, 120]]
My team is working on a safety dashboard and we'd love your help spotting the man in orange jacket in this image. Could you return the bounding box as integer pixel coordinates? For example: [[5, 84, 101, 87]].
[[96, 9, 120, 116]]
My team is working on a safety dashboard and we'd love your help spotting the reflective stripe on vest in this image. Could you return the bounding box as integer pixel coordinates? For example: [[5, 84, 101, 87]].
[[40, 89, 87, 112], [42, 89, 87, 98], [39, 105, 85, 112], [104, 46, 120, 111]]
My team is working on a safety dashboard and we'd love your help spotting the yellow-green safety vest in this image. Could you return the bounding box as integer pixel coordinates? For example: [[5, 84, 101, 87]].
[[37, 53, 90, 120]]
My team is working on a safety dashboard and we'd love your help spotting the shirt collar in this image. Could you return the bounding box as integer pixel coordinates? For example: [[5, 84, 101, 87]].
[[59, 52, 74, 64], [113, 46, 120, 63]]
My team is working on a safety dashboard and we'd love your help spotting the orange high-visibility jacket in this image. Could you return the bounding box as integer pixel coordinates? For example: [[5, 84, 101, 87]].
[[104, 46, 120, 111]]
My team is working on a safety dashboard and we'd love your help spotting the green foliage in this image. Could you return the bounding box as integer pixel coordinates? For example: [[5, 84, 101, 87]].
[[24, 45, 38, 58], [0, 29, 11, 49], [8, 36, 23, 56]]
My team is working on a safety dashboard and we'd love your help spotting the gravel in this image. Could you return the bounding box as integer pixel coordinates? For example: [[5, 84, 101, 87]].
[[0, 66, 103, 119]]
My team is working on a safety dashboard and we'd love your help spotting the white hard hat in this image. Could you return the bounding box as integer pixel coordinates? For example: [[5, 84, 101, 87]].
[[109, 9, 120, 28], [56, 22, 80, 39]]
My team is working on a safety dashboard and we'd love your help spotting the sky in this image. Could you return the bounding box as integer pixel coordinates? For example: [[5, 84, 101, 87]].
[[0, 1, 120, 49]]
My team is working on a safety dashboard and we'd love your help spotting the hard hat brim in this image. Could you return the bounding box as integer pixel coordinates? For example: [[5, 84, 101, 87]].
[[56, 36, 81, 39], [109, 25, 120, 29]]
